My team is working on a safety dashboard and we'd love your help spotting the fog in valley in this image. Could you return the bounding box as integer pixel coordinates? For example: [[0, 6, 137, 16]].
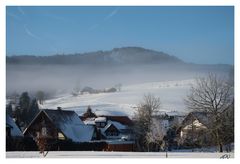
[[6, 63, 232, 98]]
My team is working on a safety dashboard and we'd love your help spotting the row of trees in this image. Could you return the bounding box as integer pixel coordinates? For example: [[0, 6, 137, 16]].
[[72, 84, 122, 96], [133, 73, 234, 152]]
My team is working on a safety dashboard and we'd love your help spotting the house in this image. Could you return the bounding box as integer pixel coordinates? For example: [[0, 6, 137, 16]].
[[81, 114, 135, 151], [178, 112, 211, 146], [6, 114, 23, 138], [151, 112, 184, 136], [23, 109, 96, 143], [82, 115, 134, 140]]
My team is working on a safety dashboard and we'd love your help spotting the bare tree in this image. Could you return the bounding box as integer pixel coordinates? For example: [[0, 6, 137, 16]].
[[185, 73, 234, 152], [133, 94, 161, 151], [36, 134, 48, 157], [145, 118, 165, 151]]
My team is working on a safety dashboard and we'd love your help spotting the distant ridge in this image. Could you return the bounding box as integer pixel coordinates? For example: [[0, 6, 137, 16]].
[[6, 47, 184, 65]]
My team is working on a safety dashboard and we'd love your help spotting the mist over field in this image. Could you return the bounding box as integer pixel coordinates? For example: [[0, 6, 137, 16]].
[[6, 63, 232, 96], [6, 47, 233, 99]]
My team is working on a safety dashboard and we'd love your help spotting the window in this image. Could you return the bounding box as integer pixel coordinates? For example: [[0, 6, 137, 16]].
[[96, 122, 106, 128], [41, 127, 47, 136], [96, 122, 101, 127], [58, 132, 65, 140], [100, 122, 106, 127], [106, 131, 119, 136]]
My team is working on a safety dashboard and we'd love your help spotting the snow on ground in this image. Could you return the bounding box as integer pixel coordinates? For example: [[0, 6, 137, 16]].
[[6, 151, 234, 158], [42, 79, 195, 117]]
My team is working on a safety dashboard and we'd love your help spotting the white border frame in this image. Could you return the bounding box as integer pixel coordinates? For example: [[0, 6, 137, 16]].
[[1, 0, 239, 163]]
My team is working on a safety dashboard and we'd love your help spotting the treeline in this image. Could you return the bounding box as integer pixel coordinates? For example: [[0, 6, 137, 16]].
[[6, 52, 108, 65], [72, 84, 122, 96], [6, 47, 183, 65]]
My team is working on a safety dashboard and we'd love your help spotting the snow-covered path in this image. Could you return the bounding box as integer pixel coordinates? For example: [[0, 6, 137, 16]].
[[6, 151, 234, 158]]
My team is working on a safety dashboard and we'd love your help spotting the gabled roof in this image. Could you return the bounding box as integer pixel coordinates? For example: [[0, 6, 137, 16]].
[[104, 124, 120, 133], [6, 114, 23, 137], [181, 112, 210, 128], [82, 117, 96, 125], [43, 109, 85, 126], [100, 120, 127, 135], [24, 109, 94, 142]]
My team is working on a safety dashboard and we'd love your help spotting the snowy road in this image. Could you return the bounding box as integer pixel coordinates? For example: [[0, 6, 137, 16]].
[[6, 151, 234, 158]]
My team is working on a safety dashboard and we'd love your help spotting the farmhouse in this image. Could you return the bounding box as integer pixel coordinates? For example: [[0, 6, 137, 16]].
[[178, 112, 211, 146], [23, 109, 96, 143]]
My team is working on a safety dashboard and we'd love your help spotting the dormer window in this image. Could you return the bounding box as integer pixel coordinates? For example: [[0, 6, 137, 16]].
[[95, 117, 107, 128], [100, 122, 106, 127], [96, 122, 106, 128]]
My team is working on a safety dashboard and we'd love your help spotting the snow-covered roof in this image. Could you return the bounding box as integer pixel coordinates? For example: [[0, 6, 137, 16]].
[[61, 124, 95, 142], [43, 109, 94, 142], [6, 114, 23, 137], [181, 112, 210, 128], [83, 117, 96, 125], [183, 120, 207, 130], [99, 120, 129, 138], [25, 109, 94, 142], [109, 120, 127, 130], [43, 109, 84, 124], [95, 117, 106, 122]]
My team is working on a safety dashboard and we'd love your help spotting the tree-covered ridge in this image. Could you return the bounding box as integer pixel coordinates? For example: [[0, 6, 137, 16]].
[[6, 47, 183, 65]]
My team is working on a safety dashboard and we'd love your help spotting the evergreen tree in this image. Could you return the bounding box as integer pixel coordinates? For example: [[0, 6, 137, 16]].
[[83, 106, 97, 118], [19, 92, 30, 110], [16, 92, 31, 128], [28, 98, 40, 123]]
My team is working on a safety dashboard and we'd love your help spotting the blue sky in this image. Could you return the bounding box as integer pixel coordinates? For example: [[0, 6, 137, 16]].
[[6, 6, 234, 64]]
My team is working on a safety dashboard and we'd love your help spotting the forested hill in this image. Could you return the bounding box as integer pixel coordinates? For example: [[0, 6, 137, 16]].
[[6, 47, 183, 65]]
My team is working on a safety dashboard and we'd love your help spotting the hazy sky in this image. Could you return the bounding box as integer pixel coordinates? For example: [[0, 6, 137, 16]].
[[6, 6, 234, 64]]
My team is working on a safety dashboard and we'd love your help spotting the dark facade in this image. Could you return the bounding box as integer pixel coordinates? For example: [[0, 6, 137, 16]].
[[24, 111, 60, 140]]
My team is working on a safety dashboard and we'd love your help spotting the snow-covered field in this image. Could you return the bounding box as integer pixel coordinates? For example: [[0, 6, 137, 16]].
[[42, 79, 194, 117], [6, 151, 234, 158]]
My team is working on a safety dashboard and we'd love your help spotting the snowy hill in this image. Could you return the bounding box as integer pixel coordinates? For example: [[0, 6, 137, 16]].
[[42, 79, 194, 117]]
